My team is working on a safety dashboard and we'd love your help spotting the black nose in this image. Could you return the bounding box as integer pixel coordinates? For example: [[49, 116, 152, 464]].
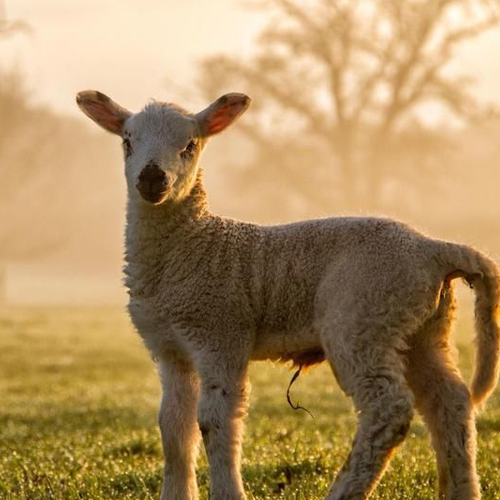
[[136, 163, 169, 203]]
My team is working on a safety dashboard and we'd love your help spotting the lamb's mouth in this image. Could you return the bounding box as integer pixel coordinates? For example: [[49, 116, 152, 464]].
[[138, 189, 170, 204]]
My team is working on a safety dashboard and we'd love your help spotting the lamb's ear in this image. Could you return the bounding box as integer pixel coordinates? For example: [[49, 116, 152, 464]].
[[76, 90, 131, 135], [196, 93, 251, 137]]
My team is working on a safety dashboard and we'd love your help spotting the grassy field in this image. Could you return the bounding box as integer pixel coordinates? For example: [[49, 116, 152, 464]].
[[0, 304, 499, 500]]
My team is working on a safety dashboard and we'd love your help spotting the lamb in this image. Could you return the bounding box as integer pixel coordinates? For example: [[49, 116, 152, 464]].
[[76, 89, 500, 500]]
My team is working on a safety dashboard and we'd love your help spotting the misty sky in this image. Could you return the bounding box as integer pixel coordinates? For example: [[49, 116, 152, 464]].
[[2, 0, 500, 305], [1, 0, 265, 114], [2, 0, 500, 118]]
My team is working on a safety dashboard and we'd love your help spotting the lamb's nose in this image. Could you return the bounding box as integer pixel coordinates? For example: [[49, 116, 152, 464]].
[[138, 163, 168, 189], [136, 163, 169, 202]]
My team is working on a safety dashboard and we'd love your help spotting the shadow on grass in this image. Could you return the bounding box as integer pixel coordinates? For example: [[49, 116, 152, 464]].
[[240, 454, 334, 498]]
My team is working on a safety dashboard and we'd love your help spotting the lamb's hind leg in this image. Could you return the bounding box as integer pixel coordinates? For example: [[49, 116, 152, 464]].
[[405, 289, 480, 500], [322, 325, 415, 500], [196, 351, 250, 500], [158, 355, 201, 500]]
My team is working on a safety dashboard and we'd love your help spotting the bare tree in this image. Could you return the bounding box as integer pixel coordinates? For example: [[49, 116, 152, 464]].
[[0, 3, 32, 304], [0, 0, 30, 38], [0, 8, 61, 303], [198, 0, 500, 214], [0, 72, 64, 303]]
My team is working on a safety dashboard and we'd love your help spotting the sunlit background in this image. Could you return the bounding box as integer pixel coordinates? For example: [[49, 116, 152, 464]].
[[1, 0, 499, 305]]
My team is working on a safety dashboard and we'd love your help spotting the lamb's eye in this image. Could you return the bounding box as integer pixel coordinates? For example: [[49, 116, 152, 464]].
[[122, 138, 133, 158], [181, 139, 197, 158]]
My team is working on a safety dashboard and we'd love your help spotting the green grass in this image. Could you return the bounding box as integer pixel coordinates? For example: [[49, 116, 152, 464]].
[[0, 305, 499, 499]]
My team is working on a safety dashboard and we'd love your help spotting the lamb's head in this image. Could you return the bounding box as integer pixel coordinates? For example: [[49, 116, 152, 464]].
[[76, 91, 250, 205]]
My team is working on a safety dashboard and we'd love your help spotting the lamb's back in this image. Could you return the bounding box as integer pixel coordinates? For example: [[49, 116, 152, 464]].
[[255, 216, 433, 333]]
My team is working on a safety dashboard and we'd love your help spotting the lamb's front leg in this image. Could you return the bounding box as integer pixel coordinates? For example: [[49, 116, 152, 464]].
[[196, 354, 250, 500], [158, 356, 201, 500]]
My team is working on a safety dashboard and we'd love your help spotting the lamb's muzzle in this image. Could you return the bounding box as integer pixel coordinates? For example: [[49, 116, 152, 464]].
[[136, 162, 170, 204]]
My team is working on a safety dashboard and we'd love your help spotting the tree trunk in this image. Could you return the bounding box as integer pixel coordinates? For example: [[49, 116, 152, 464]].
[[0, 264, 7, 306], [336, 128, 361, 210], [362, 134, 392, 213]]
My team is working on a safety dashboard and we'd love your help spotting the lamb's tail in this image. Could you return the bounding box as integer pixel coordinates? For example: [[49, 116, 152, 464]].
[[438, 242, 500, 406]]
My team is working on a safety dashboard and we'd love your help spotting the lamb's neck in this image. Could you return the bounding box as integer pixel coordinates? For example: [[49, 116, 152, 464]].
[[125, 172, 212, 257]]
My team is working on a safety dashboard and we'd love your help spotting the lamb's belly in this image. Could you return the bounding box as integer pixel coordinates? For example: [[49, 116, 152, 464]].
[[251, 328, 324, 366]]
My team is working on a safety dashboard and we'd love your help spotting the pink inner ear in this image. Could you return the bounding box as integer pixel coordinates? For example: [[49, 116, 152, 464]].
[[207, 102, 245, 133], [207, 116, 227, 133], [87, 101, 122, 131]]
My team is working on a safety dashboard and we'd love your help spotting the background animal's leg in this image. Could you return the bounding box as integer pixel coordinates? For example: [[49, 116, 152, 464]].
[[405, 291, 480, 500], [196, 355, 250, 500], [324, 339, 414, 500], [158, 357, 201, 500]]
